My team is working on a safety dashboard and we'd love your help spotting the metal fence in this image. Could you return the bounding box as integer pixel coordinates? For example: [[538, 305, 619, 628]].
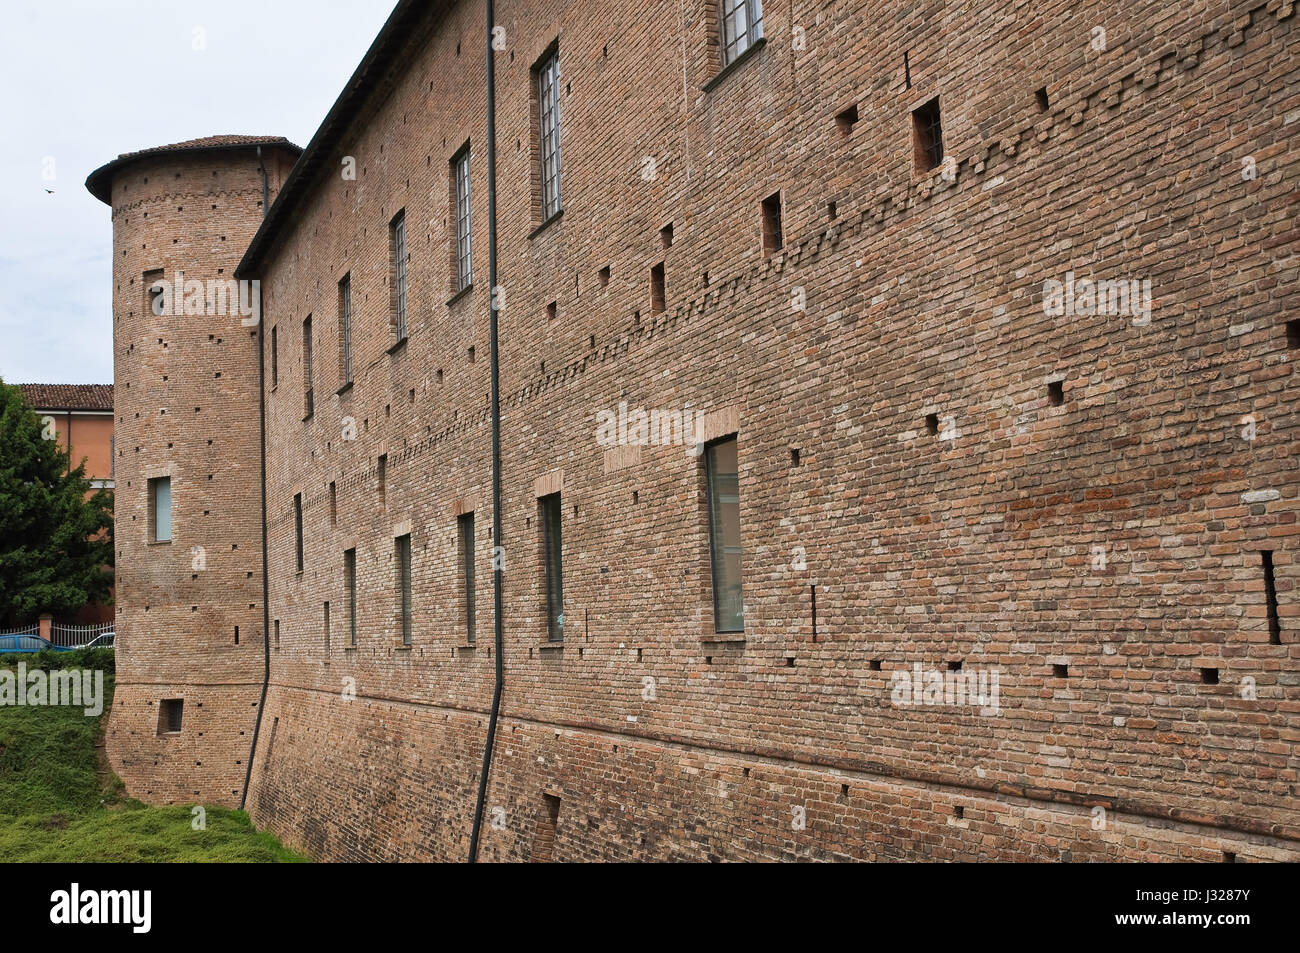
[[50, 622, 115, 648], [0, 622, 114, 653]]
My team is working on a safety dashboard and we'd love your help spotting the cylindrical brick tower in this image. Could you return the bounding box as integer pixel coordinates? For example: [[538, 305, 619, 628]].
[[86, 136, 300, 806]]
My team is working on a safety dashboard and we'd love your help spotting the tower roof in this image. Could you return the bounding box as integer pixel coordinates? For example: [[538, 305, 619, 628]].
[[85, 135, 302, 204]]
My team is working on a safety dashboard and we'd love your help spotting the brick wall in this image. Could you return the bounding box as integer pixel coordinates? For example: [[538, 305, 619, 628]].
[[105, 146, 296, 806], [114, 0, 1300, 859]]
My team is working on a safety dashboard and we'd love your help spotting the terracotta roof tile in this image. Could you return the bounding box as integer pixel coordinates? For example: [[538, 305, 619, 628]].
[[85, 135, 302, 204], [16, 383, 113, 412]]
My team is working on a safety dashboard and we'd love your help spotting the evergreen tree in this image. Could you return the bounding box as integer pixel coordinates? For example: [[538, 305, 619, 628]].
[[0, 378, 114, 626]]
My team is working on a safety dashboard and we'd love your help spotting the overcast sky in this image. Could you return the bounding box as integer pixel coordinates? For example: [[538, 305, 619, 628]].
[[0, 0, 397, 386]]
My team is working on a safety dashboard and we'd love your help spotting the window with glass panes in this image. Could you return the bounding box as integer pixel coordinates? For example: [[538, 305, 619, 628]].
[[720, 0, 764, 66], [338, 274, 352, 386], [453, 147, 472, 292], [536, 50, 562, 220], [706, 436, 744, 632], [391, 211, 408, 341]]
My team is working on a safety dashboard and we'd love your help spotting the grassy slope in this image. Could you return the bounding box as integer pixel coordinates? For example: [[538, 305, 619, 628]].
[[0, 649, 305, 862]]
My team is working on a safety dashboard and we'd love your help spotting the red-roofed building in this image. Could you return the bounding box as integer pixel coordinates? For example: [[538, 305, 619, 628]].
[[18, 383, 115, 623]]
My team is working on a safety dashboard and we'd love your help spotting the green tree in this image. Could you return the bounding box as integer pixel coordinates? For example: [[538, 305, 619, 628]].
[[0, 379, 114, 627]]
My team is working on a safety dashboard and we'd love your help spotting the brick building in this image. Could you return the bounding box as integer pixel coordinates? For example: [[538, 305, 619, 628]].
[[18, 383, 116, 623], [90, 0, 1300, 861]]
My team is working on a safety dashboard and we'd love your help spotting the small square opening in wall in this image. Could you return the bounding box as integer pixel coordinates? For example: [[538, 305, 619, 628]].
[[660, 223, 673, 248], [947, 660, 962, 671], [598, 265, 610, 288], [547, 301, 557, 321], [925, 412, 940, 436], [1048, 380, 1065, 406], [1287, 319, 1300, 349], [1052, 663, 1069, 679], [761, 192, 783, 256], [1201, 667, 1219, 685], [835, 103, 859, 135], [790, 448, 801, 466], [912, 97, 944, 172], [158, 698, 183, 735], [1035, 87, 1049, 112]]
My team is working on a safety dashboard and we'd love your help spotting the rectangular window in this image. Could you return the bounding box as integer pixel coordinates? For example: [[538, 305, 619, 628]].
[[391, 211, 408, 341], [650, 262, 666, 313], [459, 512, 476, 643], [452, 145, 473, 292], [149, 476, 172, 542], [540, 493, 564, 641], [706, 436, 744, 632], [294, 493, 304, 573], [721, 0, 764, 66], [323, 601, 331, 655], [377, 454, 387, 506], [761, 191, 783, 255], [271, 325, 279, 389], [536, 48, 563, 221], [158, 698, 183, 735], [396, 533, 413, 645], [144, 268, 164, 317], [344, 548, 357, 646], [302, 315, 314, 419], [338, 273, 352, 387], [912, 96, 944, 172]]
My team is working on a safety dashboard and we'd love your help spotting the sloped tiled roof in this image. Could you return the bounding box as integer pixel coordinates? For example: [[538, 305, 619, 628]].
[[17, 383, 113, 412], [85, 135, 302, 203]]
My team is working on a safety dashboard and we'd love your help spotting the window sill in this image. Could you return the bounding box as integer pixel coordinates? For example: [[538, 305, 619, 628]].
[[529, 209, 564, 240], [703, 38, 766, 94], [701, 632, 745, 643], [147, 539, 172, 547], [336, 382, 354, 397], [456, 641, 477, 650], [447, 284, 473, 307], [395, 644, 412, 651], [537, 641, 564, 651], [387, 337, 409, 356]]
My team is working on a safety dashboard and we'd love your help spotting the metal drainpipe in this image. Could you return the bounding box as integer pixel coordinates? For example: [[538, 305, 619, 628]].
[[240, 147, 273, 810], [469, 0, 504, 862]]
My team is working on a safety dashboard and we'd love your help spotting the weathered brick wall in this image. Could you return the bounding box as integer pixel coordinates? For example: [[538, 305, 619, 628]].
[[245, 0, 1300, 859], [105, 147, 295, 806]]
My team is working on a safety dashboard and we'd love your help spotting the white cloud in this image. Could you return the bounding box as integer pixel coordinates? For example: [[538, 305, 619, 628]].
[[0, 0, 396, 384]]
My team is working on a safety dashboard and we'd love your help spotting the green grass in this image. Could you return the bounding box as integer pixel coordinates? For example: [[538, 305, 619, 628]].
[[0, 649, 306, 862]]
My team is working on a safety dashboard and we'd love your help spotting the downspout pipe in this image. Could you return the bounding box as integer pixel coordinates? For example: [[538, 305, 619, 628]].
[[240, 147, 273, 810], [469, 0, 504, 862]]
